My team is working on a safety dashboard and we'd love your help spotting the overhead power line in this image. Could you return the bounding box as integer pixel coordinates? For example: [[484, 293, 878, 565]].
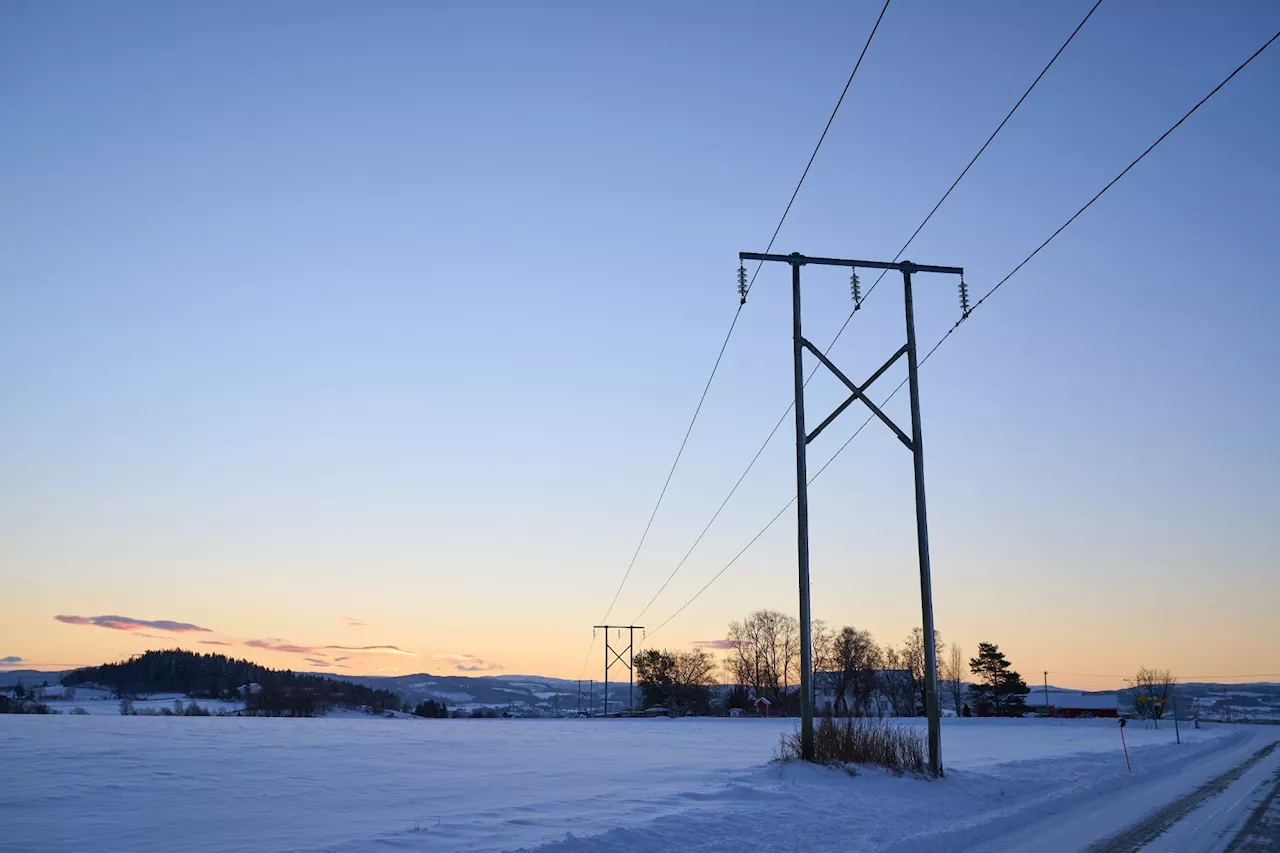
[[1050, 672, 1280, 682], [581, 0, 894, 673], [644, 26, 1279, 643], [740, 0, 893, 302], [634, 0, 1102, 625]]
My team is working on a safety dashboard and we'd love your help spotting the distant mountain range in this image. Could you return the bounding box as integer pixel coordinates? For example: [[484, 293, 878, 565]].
[[6, 663, 1277, 720], [0, 670, 62, 688], [339, 672, 625, 713], [0, 666, 628, 714]]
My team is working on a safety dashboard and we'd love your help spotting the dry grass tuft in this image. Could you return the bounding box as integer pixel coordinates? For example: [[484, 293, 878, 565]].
[[777, 715, 926, 775]]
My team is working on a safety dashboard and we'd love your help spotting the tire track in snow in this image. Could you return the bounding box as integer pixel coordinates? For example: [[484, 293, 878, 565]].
[[1086, 741, 1279, 853], [1224, 765, 1280, 852]]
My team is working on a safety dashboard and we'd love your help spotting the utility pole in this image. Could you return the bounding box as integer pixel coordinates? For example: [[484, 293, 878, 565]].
[[594, 625, 643, 717], [738, 251, 964, 776], [1172, 688, 1181, 744], [1044, 672, 1050, 717]]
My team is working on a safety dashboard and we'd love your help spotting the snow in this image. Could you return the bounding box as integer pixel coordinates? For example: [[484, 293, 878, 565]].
[[39, 696, 248, 715], [0, 715, 1272, 852], [1031, 688, 1120, 711], [1138, 742, 1280, 851], [426, 691, 474, 703]]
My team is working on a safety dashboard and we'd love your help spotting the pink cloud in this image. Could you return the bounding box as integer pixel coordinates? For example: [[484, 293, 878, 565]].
[[199, 640, 233, 647], [434, 653, 501, 672], [55, 614, 212, 634], [245, 639, 321, 655], [322, 645, 413, 656], [691, 639, 747, 650], [242, 639, 414, 658]]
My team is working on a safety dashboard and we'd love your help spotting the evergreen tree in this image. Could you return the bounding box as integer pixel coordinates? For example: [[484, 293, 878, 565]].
[[968, 642, 1030, 717], [64, 649, 401, 717], [634, 650, 675, 709]]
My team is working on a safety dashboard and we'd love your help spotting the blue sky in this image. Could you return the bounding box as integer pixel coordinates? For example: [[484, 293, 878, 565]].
[[2, 1, 1277, 685]]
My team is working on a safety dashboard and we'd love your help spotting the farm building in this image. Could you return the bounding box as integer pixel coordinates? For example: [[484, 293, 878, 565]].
[[1032, 688, 1119, 718]]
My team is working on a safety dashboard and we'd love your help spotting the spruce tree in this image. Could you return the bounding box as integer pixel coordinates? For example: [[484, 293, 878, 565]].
[[968, 642, 1030, 717]]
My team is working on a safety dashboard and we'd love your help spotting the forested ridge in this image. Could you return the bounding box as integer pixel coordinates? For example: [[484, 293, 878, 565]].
[[63, 649, 402, 716]]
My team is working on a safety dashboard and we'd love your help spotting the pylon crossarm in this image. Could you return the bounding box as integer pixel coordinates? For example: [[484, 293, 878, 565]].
[[801, 338, 913, 450], [739, 251, 963, 277]]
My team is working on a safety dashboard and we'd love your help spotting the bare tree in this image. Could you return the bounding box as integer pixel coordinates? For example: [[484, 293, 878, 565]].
[[725, 631, 758, 704], [727, 610, 800, 707], [812, 619, 834, 678], [878, 646, 914, 717], [1132, 667, 1177, 723], [903, 628, 944, 716], [672, 650, 716, 693], [942, 643, 966, 715], [811, 619, 834, 712], [636, 648, 717, 714], [826, 626, 881, 716], [776, 615, 800, 703]]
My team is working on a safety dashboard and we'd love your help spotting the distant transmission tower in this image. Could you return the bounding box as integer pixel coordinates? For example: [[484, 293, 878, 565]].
[[594, 625, 642, 716]]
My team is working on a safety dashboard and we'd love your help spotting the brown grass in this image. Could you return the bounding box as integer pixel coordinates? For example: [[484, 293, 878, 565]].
[[777, 716, 927, 774]]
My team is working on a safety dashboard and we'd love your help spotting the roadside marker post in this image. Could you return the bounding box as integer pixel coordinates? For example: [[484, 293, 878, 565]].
[[1119, 718, 1131, 772]]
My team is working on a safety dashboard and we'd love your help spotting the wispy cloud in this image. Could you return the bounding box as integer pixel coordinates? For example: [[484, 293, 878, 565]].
[[55, 614, 212, 634], [243, 640, 414, 658], [434, 653, 502, 672], [323, 645, 413, 656], [340, 617, 368, 628], [334, 656, 350, 662], [199, 640, 233, 647], [245, 639, 321, 655], [691, 639, 746, 650], [296, 654, 352, 670], [0, 656, 22, 665]]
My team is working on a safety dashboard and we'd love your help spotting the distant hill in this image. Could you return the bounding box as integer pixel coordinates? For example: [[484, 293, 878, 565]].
[[340, 672, 608, 714], [62, 649, 402, 716], [1177, 682, 1280, 722], [2, 661, 632, 715], [0, 670, 65, 689]]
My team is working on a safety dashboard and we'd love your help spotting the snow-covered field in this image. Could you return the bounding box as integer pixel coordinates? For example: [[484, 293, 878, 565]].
[[0, 715, 1275, 852]]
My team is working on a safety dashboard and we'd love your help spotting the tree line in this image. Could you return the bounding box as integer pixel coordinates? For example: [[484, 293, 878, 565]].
[[637, 609, 1032, 717]]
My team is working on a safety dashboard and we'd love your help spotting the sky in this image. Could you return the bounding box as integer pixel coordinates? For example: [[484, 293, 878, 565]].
[[2, 1, 1278, 691]]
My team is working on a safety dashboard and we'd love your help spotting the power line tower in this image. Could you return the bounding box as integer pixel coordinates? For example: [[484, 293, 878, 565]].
[[594, 625, 643, 716], [575, 679, 596, 716], [739, 251, 964, 777]]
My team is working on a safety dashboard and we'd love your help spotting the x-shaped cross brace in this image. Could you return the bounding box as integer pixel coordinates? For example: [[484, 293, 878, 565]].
[[802, 339, 913, 451], [607, 645, 631, 672]]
